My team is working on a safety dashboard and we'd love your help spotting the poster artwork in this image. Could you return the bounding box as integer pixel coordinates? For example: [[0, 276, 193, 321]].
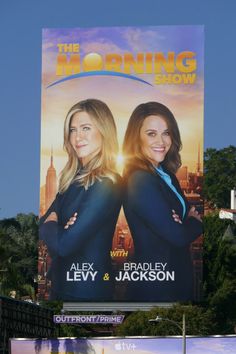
[[38, 26, 204, 302], [10, 336, 236, 354]]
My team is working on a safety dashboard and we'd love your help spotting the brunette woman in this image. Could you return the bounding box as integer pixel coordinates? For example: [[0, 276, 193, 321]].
[[122, 102, 202, 301]]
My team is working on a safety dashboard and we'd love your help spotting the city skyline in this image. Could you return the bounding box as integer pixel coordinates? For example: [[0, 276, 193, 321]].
[[1, 1, 236, 218], [39, 143, 203, 301]]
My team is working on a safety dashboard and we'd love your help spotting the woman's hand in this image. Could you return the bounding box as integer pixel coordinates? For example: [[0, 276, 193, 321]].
[[44, 212, 58, 223], [172, 209, 182, 224], [64, 212, 78, 229], [188, 206, 202, 222]]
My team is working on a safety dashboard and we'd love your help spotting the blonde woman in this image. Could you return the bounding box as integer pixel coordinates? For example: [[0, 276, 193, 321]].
[[40, 99, 122, 301]]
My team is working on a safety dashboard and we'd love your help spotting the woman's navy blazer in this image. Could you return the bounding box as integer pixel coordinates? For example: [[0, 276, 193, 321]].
[[40, 175, 122, 301], [123, 168, 203, 302]]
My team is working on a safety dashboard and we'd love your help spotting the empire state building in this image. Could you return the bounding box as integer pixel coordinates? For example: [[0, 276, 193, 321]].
[[45, 149, 57, 211]]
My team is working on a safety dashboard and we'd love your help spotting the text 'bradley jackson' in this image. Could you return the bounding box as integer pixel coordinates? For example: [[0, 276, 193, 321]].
[[115, 262, 175, 281]]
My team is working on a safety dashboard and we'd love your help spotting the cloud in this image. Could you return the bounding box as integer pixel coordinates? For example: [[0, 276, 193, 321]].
[[122, 27, 166, 51], [81, 40, 122, 55]]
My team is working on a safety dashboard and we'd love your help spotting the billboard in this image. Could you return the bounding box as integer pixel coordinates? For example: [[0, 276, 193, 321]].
[[39, 26, 204, 303], [10, 336, 236, 354]]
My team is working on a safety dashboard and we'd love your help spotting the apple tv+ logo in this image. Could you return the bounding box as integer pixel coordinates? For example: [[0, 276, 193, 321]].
[[114, 341, 136, 351]]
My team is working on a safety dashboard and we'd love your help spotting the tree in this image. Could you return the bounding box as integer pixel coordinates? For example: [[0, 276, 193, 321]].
[[1, 205, 236, 336], [203, 214, 236, 333], [203, 214, 232, 297], [115, 304, 216, 336], [0, 213, 38, 298], [203, 214, 236, 298], [204, 146, 236, 208]]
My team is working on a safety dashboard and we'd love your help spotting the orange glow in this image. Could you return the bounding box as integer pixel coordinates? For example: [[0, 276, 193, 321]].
[[56, 54, 80, 75], [154, 52, 175, 73], [83, 53, 103, 71], [123, 53, 145, 74], [105, 54, 122, 72]]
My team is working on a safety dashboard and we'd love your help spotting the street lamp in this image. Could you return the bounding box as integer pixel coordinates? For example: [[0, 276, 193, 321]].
[[149, 313, 186, 354]]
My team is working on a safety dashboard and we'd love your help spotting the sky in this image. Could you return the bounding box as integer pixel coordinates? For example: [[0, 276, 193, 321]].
[[0, 0, 236, 218]]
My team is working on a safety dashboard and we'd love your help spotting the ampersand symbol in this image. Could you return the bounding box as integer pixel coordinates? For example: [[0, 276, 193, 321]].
[[103, 273, 110, 281]]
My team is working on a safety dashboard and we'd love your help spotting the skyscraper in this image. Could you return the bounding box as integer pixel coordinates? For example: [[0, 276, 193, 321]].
[[196, 142, 201, 176], [45, 148, 57, 211]]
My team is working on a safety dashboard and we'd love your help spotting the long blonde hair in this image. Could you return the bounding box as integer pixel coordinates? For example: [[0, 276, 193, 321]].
[[59, 99, 119, 193]]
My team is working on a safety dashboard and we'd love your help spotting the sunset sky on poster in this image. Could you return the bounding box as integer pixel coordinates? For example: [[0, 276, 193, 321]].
[[40, 26, 204, 188]]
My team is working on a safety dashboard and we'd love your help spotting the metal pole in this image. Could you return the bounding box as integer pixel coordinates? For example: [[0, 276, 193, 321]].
[[149, 314, 186, 352], [182, 313, 186, 354]]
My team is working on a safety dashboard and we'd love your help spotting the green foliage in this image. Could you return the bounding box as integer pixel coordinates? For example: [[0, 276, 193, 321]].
[[202, 214, 235, 297], [209, 278, 236, 334], [203, 146, 236, 208], [115, 304, 216, 336], [203, 215, 236, 294], [116, 214, 236, 337], [203, 214, 236, 333], [0, 213, 38, 298], [1, 211, 236, 336]]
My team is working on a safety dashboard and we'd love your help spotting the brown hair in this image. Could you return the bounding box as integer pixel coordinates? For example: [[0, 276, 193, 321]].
[[122, 101, 182, 176]]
